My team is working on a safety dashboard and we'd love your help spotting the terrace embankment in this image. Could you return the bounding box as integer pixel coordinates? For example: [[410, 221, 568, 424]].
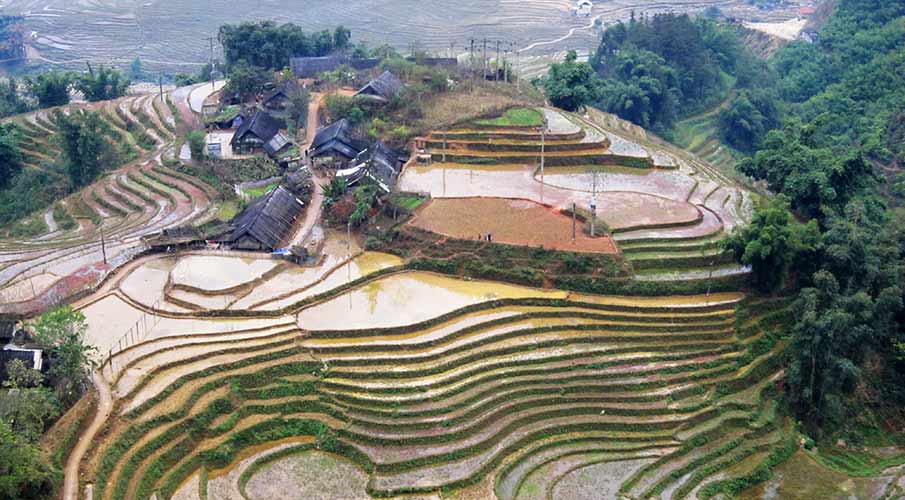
[[74, 263, 795, 499]]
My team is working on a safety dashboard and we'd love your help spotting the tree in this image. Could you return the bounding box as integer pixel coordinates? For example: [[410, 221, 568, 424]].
[[287, 87, 311, 128], [0, 420, 56, 500], [224, 60, 268, 97], [723, 196, 821, 292], [718, 89, 781, 152], [0, 122, 22, 189], [0, 77, 31, 118], [596, 47, 678, 129], [739, 120, 879, 219], [541, 51, 600, 112], [75, 66, 129, 102], [333, 26, 351, 50], [2, 359, 43, 390], [129, 56, 144, 81], [26, 72, 72, 108], [787, 200, 904, 434], [31, 306, 96, 404], [56, 111, 113, 188]]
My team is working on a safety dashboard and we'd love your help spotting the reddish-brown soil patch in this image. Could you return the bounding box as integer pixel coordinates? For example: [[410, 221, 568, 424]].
[[410, 198, 617, 254]]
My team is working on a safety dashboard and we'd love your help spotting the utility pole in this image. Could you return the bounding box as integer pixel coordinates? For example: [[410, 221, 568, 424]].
[[469, 39, 476, 80], [158, 73, 164, 99], [442, 129, 447, 163], [100, 228, 107, 265], [540, 117, 548, 186], [495, 40, 501, 81], [205, 36, 216, 88], [572, 202, 577, 243], [590, 171, 599, 237], [482, 39, 488, 81], [516, 49, 521, 93]]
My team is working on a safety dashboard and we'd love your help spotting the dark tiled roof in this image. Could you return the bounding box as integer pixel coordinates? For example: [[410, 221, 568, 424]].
[[262, 80, 300, 105], [356, 71, 404, 101], [358, 141, 406, 191], [290, 55, 345, 77], [309, 119, 366, 160], [232, 110, 282, 145], [229, 186, 305, 251]]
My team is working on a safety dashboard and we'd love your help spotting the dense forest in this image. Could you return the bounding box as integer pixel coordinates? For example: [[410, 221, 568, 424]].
[[542, 0, 905, 440]]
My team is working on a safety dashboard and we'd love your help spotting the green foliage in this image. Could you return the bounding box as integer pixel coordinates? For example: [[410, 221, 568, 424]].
[[718, 89, 781, 152], [287, 86, 310, 128], [0, 420, 57, 500], [769, 1, 905, 164], [219, 21, 350, 69], [26, 72, 72, 108], [32, 306, 97, 405], [0, 77, 32, 118], [539, 51, 600, 112], [786, 199, 905, 435], [739, 120, 879, 219], [75, 66, 129, 102], [55, 110, 115, 188], [474, 108, 543, 127], [0, 122, 22, 189], [321, 176, 348, 205], [591, 14, 750, 131], [186, 130, 207, 161], [323, 94, 372, 124], [224, 60, 271, 97], [723, 196, 821, 292]]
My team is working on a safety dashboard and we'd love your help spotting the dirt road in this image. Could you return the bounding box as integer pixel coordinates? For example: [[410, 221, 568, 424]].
[[287, 93, 327, 248], [62, 371, 113, 500]]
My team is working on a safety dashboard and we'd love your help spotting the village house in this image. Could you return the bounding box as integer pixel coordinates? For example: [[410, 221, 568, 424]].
[[308, 119, 368, 170], [226, 186, 305, 252], [355, 70, 405, 103], [261, 80, 302, 119], [230, 110, 292, 156]]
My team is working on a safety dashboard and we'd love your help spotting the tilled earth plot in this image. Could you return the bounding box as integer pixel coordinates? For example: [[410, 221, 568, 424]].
[[7, 0, 799, 71], [81, 266, 794, 500]]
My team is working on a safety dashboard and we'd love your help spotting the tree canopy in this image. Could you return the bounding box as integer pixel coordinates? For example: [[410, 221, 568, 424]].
[[75, 66, 129, 102], [539, 51, 601, 112], [219, 22, 351, 70]]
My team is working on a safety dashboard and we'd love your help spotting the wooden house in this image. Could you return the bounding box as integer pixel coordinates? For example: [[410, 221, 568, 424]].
[[226, 186, 305, 251], [230, 110, 291, 156], [308, 119, 368, 170], [355, 71, 404, 102]]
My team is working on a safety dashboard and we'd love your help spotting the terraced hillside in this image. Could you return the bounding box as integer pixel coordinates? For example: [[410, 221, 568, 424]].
[[403, 107, 754, 281], [70, 247, 793, 500], [0, 85, 221, 316], [5, 0, 802, 72]]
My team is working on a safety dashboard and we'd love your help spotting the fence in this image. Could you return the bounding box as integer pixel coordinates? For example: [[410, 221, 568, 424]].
[[103, 299, 162, 372]]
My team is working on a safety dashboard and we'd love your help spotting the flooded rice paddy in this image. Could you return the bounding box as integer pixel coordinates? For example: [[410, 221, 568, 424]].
[[399, 164, 701, 231], [170, 255, 280, 292], [296, 271, 568, 330]]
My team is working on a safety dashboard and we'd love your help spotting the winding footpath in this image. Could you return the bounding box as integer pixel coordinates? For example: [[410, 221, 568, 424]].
[[62, 372, 113, 500]]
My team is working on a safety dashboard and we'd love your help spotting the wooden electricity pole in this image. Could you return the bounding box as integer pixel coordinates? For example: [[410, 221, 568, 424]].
[[590, 171, 599, 237]]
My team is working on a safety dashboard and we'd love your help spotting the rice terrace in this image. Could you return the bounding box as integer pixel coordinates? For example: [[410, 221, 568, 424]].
[[2, 1, 905, 500]]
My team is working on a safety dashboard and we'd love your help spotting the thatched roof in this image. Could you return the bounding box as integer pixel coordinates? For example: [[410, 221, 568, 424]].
[[356, 71, 404, 101], [228, 186, 304, 250]]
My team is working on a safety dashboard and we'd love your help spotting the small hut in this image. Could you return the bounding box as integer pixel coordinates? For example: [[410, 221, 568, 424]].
[[226, 186, 305, 251], [262, 80, 301, 118], [355, 71, 405, 102]]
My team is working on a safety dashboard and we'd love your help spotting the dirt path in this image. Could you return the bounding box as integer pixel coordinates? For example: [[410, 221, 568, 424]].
[[62, 371, 113, 500], [287, 93, 327, 248]]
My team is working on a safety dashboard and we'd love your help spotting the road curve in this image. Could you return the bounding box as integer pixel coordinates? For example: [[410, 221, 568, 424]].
[[62, 371, 113, 500]]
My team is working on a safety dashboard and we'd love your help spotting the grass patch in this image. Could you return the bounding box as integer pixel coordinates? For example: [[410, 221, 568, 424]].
[[475, 107, 544, 127], [215, 199, 242, 222], [4, 212, 49, 238], [807, 447, 905, 477], [391, 194, 426, 211], [53, 203, 77, 231], [244, 182, 279, 199]]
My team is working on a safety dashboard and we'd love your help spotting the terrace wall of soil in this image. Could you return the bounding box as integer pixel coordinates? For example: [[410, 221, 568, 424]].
[[78, 290, 791, 500]]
